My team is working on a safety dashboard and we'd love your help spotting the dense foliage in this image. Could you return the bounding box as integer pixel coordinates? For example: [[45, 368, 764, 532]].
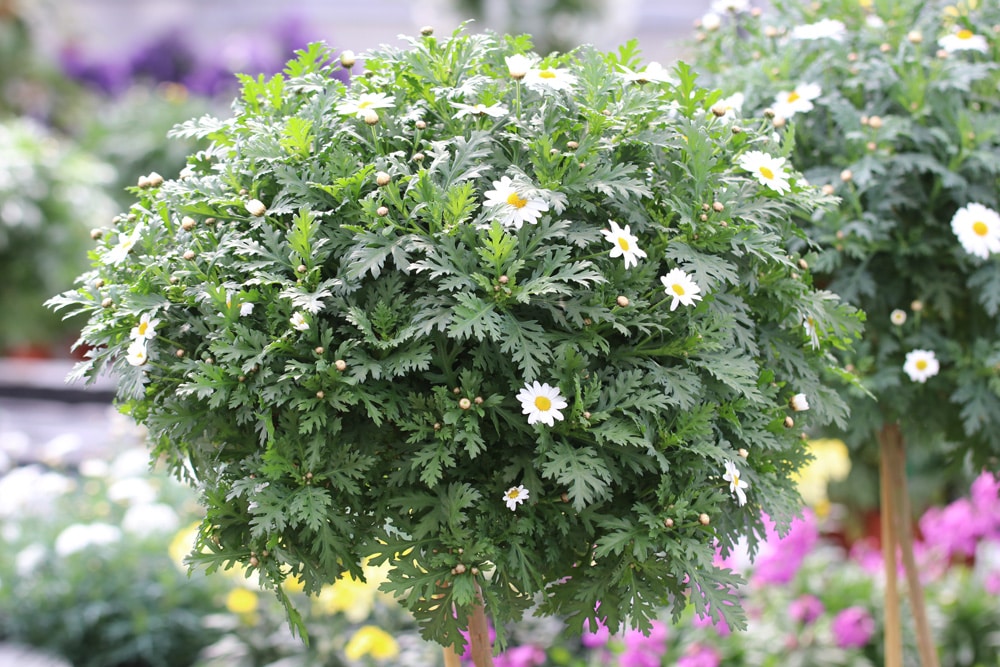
[[49, 30, 861, 650]]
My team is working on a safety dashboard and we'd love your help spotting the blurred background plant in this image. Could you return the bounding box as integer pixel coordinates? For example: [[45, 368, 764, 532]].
[[689, 0, 1000, 531], [0, 117, 117, 355]]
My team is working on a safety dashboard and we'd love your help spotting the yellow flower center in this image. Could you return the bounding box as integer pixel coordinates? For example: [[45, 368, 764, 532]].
[[672, 284, 686, 296], [759, 166, 775, 179], [617, 236, 631, 251], [534, 396, 552, 411], [539, 70, 557, 79], [358, 100, 373, 109], [916, 359, 928, 371], [787, 91, 801, 103], [507, 489, 521, 500], [732, 472, 740, 485], [137, 321, 148, 336], [973, 221, 989, 236], [957, 29, 974, 40], [507, 192, 529, 209]]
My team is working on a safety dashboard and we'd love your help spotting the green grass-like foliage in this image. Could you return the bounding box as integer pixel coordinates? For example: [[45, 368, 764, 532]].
[[49, 30, 861, 650], [692, 0, 1000, 468]]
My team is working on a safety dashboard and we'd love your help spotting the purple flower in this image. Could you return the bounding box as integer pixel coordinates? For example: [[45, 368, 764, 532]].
[[495, 645, 546, 667], [691, 607, 731, 637], [752, 510, 818, 585], [676, 643, 721, 667], [971, 470, 1000, 527], [831, 606, 875, 648], [788, 594, 824, 625]]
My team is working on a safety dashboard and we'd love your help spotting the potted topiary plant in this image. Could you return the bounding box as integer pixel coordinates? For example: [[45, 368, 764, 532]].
[[49, 29, 861, 663], [692, 1, 1000, 665]]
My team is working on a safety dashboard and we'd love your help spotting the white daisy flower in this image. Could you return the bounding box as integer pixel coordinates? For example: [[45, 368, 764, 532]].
[[951, 203, 1000, 259], [903, 349, 940, 383], [738, 151, 792, 195], [524, 66, 577, 91], [505, 54, 534, 80], [601, 220, 647, 269], [126, 339, 149, 367], [290, 312, 309, 331], [791, 19, 847, 41], [240, 302, 255, 317], [659, 268, 704, 311], [938, 29, 989, 53], [771, 83, 822, 119], [129, 313, 160, 341], [803, 315, 820, 349], [335, 92, 395, 118], [722, 460, 749, 506], [700, 12, 722, 31], [618, 61, 675, 84], [789, 393, 810, 412], [710, 0, 749, 12], [503, 485, 530, 511], [516, 381, 568, 427], [452, 102, 509, 119], [890, 309, 907, 326], [865, 15, 886, 30], [483, 176, 550, 229], [106, 225, 143, 265]]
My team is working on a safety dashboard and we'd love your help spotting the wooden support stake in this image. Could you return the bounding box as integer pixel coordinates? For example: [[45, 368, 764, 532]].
[[884, 425, 940, 667], [879, 423, 904, 667]]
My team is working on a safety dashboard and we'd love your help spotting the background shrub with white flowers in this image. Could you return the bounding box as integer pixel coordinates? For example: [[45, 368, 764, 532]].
[[692, 0, 1000, 510], [49, 29, 862, 651]]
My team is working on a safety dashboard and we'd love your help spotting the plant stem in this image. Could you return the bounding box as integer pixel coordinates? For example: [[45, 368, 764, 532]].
[[443, 645, 462, 667], [879, 423, 903, 667]]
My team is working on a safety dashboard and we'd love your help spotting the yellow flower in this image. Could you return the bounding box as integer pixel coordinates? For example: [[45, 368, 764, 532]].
[[225, 587, 260, 615], [344, 625, 400, 661], [312, 560, 392, 622], [168, 521, 201, 572], [795, 439, 851, 515]]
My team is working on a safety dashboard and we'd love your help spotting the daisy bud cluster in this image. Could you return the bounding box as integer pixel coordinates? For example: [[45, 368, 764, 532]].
[[691, 0, 1000, 487], [49, 32, 861, 651]]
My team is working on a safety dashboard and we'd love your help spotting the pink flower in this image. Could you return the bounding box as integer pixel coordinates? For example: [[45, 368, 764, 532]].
[[581, 615, 610, 648], [495, 645, 546, 667], [788, 594, 824, 625], [831, 606, 875, 648], [751, 510, 818, 585], [676, 643, 721, 667], [620, 621, 668, 667]]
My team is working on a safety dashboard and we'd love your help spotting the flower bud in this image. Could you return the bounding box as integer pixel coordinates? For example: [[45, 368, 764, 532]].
[[176, 349, 185, 358], [181, 216, 196, 231], [340, 50, 356, 68], [616, 295, 629, 307], [246, 199, 267, 217], [364, 109, 379, 125], [415, 120, 427, 130], [566, 141, 579, 150], [474, 396, 483, 405], [738, 448, 748, 459], [868, 115, 883, 129], [90, 228, 103, 240], [376, 171, 391, 186], [890, 309, 907, 326], [699, 513, 710, 525], [784, 416, 795, 428], [840, 169, 853, 182], [789, 393, 810, 412], [101, 297, 113, 308], [316, 391, 325, 399], [420, 25, 434, 36], [911, 299, 923, 312], [907, 30, 923, 43], [335, 359, 347, 372], [664, 518, 674, 528], [459, 397, 472, 410], [713, 201, 724, 212], [377, 206, 389, 217], [314, 346, 324, 355], [183, 250, 196, 260]]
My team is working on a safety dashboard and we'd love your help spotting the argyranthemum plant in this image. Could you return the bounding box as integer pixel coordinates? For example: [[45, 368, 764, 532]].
[[692, 0, 1000, 466], [48, 30, 860, 659]]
